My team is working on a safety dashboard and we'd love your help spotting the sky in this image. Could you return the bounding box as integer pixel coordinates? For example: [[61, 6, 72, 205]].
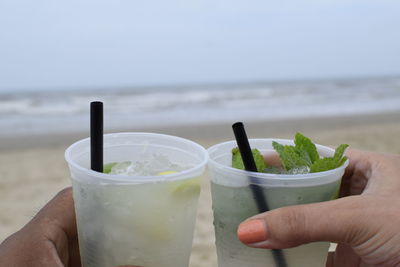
[[0, 0, 400, 92]]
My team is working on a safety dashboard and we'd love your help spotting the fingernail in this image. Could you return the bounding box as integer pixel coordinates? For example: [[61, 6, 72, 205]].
[[247, 240, 271, 248], [237, 219, 268, 244]]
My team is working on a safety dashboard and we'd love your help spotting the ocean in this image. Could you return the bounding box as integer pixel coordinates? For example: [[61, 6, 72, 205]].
[[0, 77, 400, 137]]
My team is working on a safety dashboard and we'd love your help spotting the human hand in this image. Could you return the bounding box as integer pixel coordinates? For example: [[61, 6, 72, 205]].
[[0, 188, 140, 267], [237, 149, 400, 266], [0, 188, 80, 267]]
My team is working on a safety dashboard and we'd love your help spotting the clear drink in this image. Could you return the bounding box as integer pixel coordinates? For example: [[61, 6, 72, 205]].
[[207, 139, 348, 267], [65, 133, 208, 267]]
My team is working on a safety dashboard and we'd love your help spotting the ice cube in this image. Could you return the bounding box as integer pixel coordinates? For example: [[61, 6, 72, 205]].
[[109, 161, 134, 175], [108, 154, 189, 176], [286, 166, 310, 175]]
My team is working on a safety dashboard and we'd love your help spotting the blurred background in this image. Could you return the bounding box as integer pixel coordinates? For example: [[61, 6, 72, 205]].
[[1, 0, 400, 138], [1, 1, 400, 266]]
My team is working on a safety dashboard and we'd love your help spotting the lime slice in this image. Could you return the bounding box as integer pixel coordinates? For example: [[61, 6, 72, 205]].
[[171, 178, 201, 199], [159, 172, 200, 198], [103, 162, 117, 174], [131, 212, 172, 241], [146, 222, 171, 241]]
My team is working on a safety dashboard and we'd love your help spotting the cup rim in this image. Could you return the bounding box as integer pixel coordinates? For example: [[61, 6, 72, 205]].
[[207, 138, 349, 181], [65, 132, 209, 183]]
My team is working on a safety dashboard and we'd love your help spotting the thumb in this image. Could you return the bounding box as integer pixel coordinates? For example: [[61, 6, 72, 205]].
[[28, 187, 77, 239], [237, 196, 368, 249]]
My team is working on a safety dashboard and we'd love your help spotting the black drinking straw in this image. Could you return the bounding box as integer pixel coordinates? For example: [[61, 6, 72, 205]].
[[232, 122, 288, 267], [90, 101, 103, 172]]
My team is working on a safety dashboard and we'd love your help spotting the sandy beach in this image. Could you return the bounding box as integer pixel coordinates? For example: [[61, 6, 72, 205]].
[[1, 112, 400, 267]]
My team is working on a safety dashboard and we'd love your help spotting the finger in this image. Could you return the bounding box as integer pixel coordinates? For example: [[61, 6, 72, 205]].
[[330, 243, 362, 267], [68, 234, 81, 267], [344, 149, 400, 195], [26, 187, 78, 264], [339, 148, 373, 196], [29, 187, 77, 238], [326, 252, 334, 267], [365, 153, 400, 195], [263, 153, 282, 167], [237, 196, 371, 249]]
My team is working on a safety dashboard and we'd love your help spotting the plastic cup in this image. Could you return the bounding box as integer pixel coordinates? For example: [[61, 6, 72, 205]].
[[65, 132, 208, 267], [207, 139, 349, 267]]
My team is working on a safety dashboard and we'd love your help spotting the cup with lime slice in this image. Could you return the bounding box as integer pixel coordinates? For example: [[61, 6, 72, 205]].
[[65, 132, 208, 267]]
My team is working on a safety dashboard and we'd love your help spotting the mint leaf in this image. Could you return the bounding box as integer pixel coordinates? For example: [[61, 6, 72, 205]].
[[309, 157, 337, 173], [253, 149, 267, 172], [310, 144, 349, 173], [232, 148, 244, 170], [232, 147, 266, 172], [103, 162, 117, 174], [272, 141, 310, 170], [294, 132, 319, 164], [333, 144, 349, 162], [294, 146, 312, 166], [272, 133, 349, 173], [272, 141, 284, 157], [338, 156, 348, 167]]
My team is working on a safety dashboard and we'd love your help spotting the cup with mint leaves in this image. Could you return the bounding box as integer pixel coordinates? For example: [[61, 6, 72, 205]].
[[207, 133, 349, 267]]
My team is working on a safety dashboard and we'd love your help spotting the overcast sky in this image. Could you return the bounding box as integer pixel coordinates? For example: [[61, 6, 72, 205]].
[[0, 0, 399, 92]]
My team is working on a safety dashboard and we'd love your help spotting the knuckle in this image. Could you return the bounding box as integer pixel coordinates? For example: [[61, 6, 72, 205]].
[[274, 207, 308, 243]]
